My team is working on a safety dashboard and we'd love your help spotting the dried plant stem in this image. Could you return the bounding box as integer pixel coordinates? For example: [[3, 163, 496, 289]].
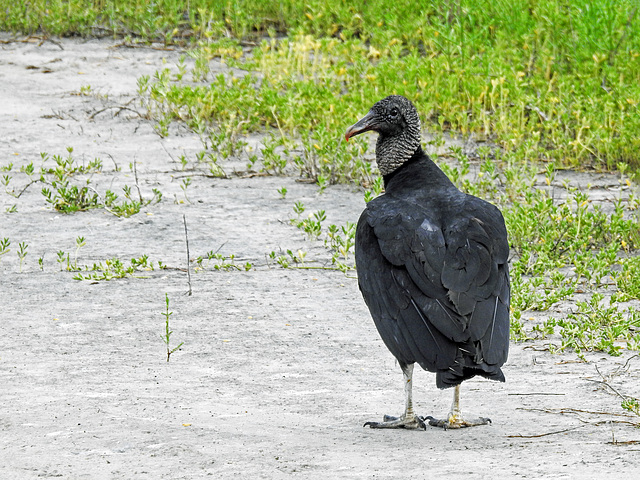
[[183, 214, 192, 296]]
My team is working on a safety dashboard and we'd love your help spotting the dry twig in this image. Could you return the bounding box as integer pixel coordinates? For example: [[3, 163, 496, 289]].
[[183, 214, 192, 296]]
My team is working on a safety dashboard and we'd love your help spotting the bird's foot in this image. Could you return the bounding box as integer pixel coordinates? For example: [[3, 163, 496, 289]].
[[424, 413, 491, 430], [364, 413, 426, 430]]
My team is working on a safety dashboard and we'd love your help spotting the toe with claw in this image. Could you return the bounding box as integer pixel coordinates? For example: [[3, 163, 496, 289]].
[[425, 414, 491, 430], [364, 413, 427, 430]]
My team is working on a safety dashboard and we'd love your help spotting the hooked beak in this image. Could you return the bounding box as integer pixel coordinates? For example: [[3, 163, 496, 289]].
[[345, 110, 378, 142]]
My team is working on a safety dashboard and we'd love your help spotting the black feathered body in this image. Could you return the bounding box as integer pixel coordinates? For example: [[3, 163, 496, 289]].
[[356, 149, 510, 389]]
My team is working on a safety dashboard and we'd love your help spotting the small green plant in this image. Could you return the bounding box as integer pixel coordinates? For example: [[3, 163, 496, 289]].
[[622, 397, 640, 417], [179, 154, 188, 171], [175, 54, 187, 82], [325, 222, 357, 272], [56, 250, 68, 271], [277, 187, 287, 199], [290, 203, 326, 241], [161, 293, 183, 362], [181, 177, 192, 203], [17, 241, 28, 272], [292, 209, 325, 240], [0, 238, 10, 264], [364, 176, 384, 203], [74, 236, 86, 269], [293, 201, 305, 217]]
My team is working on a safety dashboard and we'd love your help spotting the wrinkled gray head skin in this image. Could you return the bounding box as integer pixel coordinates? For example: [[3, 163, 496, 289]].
[[345, 95, 421, 176]]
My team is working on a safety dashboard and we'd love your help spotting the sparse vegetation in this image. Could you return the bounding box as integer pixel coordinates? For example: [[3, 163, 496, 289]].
[[1, 1, 639, 360]]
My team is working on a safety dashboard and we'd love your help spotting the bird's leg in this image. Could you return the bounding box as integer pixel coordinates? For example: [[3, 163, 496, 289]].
[[364, 363, 426, 430], [425, 384, 491, 429]]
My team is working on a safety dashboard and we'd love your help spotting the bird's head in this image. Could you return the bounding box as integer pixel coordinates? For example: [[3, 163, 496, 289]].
[[345, 95, 421, 176]]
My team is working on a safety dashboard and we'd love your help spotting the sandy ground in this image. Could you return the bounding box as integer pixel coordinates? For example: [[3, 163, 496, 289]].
[[1, 35, 640, 479]]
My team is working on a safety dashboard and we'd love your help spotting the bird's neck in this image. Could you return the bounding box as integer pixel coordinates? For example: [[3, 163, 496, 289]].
[[376, 129, 421, 177], [382, 147, 457, 192]]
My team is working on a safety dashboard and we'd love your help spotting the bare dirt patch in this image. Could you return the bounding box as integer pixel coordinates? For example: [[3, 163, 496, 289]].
[[1, 35, 639, 479]]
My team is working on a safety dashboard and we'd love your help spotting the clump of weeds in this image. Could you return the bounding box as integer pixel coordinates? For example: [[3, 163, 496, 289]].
[[72, 255, 159, 281], [193, 251, 252, 272], [3, 148, 161, 217]]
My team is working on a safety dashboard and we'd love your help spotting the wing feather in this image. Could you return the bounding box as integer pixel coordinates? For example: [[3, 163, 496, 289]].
[[356, 192, 510, 386]]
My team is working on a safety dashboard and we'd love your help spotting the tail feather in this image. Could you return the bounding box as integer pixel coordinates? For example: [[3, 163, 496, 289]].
[[435, 365, 505, 389]]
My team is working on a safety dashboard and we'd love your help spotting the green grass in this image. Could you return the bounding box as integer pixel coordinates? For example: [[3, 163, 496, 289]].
[[2, 1, 640, 172]]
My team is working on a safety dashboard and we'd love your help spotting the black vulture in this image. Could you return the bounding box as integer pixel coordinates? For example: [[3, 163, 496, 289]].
[[345, 95, 510, 429]]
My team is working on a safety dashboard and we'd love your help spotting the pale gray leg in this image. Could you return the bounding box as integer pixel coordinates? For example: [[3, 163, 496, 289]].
[[364, 363, 426, 430], [425, 384, 491, 429]]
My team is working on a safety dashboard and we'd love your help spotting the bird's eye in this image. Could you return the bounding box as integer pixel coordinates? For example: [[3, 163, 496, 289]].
[[389, 108, 399, 118]]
